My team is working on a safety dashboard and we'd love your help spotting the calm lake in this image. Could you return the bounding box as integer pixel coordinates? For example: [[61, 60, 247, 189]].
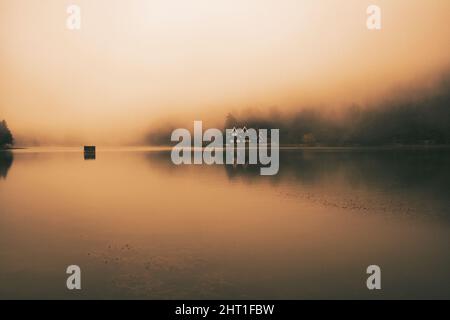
[[0, 147, 449, 299]]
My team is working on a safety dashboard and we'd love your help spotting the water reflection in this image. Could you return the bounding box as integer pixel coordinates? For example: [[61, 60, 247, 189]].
[[1, 147, 449, 299], [84, 153, 96, 160], [0, 151, 13, 179], [143, 147, 450, 183], [144, 148, 450, 220]]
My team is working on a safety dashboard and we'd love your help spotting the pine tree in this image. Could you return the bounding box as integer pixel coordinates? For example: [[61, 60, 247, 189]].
[[0, 120, 13, 148]]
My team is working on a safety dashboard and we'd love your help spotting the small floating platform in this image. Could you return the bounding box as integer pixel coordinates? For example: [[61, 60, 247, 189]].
[[84, 146, 96, 160]]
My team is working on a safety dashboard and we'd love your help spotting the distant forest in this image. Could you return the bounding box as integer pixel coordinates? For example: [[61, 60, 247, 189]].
[[146, 73, 450, 146]]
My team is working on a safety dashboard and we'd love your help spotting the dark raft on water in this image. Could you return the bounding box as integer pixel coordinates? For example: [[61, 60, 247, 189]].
[[84, 146, 96, 160]]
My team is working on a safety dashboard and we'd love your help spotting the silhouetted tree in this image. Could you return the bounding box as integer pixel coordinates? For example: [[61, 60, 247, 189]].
[[0, 120, 13, 148]]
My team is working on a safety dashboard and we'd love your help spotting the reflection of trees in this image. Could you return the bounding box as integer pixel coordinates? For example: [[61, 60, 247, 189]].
[[141, 148, 450, 197], [140, 147, 450, 214], [0, 151, 13, 179], [224, 148, 450, 194], [222, 148, 450, 220], [136, 146, 450, 222]]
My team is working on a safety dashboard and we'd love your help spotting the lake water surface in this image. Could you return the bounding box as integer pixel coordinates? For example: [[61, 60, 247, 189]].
[[0, 147, 449, 299]]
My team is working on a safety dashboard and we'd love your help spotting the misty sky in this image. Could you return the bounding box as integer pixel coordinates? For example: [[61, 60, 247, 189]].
[[0, 0, 449, 145]]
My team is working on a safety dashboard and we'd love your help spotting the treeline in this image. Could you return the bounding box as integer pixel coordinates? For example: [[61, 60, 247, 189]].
[[0, 120, 14, 148], [225, 74, 450, 146], [145, 74, 450, 146]]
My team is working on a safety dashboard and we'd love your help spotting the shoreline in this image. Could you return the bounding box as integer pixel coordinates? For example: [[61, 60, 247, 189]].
[[2, 145, 450, 151], [0, 147, 27, 150]]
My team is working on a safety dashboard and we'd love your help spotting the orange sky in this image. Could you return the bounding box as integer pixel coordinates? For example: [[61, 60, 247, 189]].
[[0, 0, 449, 145]]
